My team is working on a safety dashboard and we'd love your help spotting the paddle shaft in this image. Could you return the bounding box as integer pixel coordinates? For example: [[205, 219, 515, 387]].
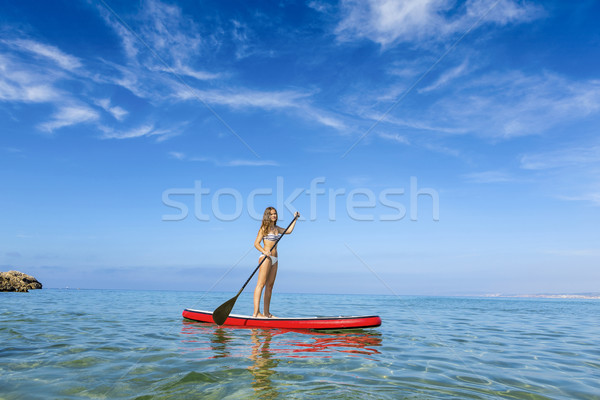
[[234, 214, 299, 297]]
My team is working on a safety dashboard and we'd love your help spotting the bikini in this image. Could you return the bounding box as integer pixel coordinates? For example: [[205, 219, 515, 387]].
[[264, 233, 282, 242], [262, 232, 281, 264]]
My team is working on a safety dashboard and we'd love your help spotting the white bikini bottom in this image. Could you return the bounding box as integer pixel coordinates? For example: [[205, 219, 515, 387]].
[[261, 255, 278, 265]]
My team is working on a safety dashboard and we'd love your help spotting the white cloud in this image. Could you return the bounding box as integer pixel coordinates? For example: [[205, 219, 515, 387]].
[[38, 106, 99, 132], [308, 1, 332, 13], [336, 0, 448, 46], [99, 0, 207, 70], [96, 98, 128, 121], [0, 80, 57, 103], [377, 132, 410, 145], [140, 0, 203, 58], [465, 0, 543, 25], [341, 69, 594, 152], [335, 0, 543, 47], [359, 108, 466, 135], [4, 39, 82, 71], [229, 19, 276, 60], [0, 54, 61, 103], [231, 20, 252, 60], [95, 0, 342, 134], [420, 59, 469, 92], [174, 86, 313, 110], [520, 145, 600, 170], [223, 159, 279, 167], [179, 154, 279, 167], [557, 193, 600, 206], [100, 123, 172, 140], [176, 87, 347, 130], [154, 64, 221, 81], [431, 72, 600, 139], [518, 143, 600, 207], [463, 170, 513, 183], [305, 109, 347, 130], [108, 106, 128, 121], [106, 64, 155, 99], [168, 151, 186, 160]]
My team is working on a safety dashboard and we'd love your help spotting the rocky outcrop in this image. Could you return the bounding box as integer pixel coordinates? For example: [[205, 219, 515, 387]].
[[0, 270, 43, 292]]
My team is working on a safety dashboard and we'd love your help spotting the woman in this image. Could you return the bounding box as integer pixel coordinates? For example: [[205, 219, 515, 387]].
[[253, 207, 300, 318]]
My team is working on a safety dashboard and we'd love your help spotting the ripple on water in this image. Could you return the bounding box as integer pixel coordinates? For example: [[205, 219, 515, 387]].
[[57, 356, 104, 368], [2, 291, 599, 400]]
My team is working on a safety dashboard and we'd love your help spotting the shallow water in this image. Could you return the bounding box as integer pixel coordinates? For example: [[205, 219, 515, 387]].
[[1, 290, 599, 399]]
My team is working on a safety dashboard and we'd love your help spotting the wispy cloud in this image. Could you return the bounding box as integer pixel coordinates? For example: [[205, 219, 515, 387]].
[[100, 123, 173, 140], [168, 151, 186, 160], [0, 54, 62, 103], [98, 0, 209, 72], [376, 132, 410, 145], [1, 38, 125, 136], [361, 110, 467, 135], [3, 38, 83, 71], [355, 68, 600, 147], [298, 106, 348, 130], [138, 0, 203, 62], [307, 1, 332, 13], [96, 98, 128, 121], [223, 159, 279, 167], [95, 0, 223, 101], [557, 193, 600, 206], [173, 86, 313, 110], [173, 84, 346, 131], [419, 59, 470, 93], [334, 0, 544, 47], [38, 106, 99, 133], [429, 72, 600, 139], [466, 0, 544, 25], [231, 20, 255, 60], [519, 142, 600, 206], [463, 170, 514, 183], [170, 152, 278, 167], [520, 145, 600, 170], [153, 64, 222, 81], [96, 0, 341, 133], [229, 18, 277, 60]]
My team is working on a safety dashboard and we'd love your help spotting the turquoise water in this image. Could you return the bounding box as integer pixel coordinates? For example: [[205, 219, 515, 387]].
[[1, 290, 599, 399]]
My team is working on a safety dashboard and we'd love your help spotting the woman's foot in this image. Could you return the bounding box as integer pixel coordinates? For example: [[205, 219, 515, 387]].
[[265, 313, 278, 318], [252, 312, 267, 318]]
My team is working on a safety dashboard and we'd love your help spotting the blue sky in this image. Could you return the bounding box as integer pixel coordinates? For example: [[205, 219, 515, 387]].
[[1, 0, 599, 296]]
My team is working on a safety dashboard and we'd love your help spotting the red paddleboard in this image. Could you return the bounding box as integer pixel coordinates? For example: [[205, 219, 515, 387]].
[[182, 309, 381, 330]]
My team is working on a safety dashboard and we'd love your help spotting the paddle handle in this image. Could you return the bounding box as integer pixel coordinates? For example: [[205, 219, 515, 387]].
[[236, 214, 299, 296]]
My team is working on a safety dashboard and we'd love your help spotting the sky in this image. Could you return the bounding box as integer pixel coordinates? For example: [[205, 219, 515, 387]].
[[1, 0, 599, 296]]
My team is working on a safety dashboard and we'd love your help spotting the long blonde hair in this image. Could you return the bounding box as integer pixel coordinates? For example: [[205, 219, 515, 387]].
[[260, 207, 277, 236]]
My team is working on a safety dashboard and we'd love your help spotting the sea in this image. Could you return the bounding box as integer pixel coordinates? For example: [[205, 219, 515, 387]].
[[1, 289, 599, 399]]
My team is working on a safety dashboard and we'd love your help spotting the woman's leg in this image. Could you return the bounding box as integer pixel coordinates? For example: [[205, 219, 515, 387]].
[[253, 256, 271, 317], [263, 260, 278, 318]]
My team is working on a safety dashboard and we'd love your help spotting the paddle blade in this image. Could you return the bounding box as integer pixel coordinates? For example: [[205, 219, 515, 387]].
[[213, 296, 238, 325]]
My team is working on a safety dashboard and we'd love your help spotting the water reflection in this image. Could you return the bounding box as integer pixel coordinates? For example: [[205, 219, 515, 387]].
[[248, 329, 278, 399], [180, 320, 382, 359], [180, 321, 382, 398], [211, 327, 233, 358]]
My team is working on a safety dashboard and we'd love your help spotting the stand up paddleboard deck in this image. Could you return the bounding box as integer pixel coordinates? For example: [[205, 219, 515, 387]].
[[182, 309, 381, 330]]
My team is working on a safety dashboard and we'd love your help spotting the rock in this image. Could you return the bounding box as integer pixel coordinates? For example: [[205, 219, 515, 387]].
[[0, 270, 43, 292]]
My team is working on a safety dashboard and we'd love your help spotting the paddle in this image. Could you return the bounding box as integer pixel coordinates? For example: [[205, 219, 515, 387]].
[[212, 214, 299, 325]]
